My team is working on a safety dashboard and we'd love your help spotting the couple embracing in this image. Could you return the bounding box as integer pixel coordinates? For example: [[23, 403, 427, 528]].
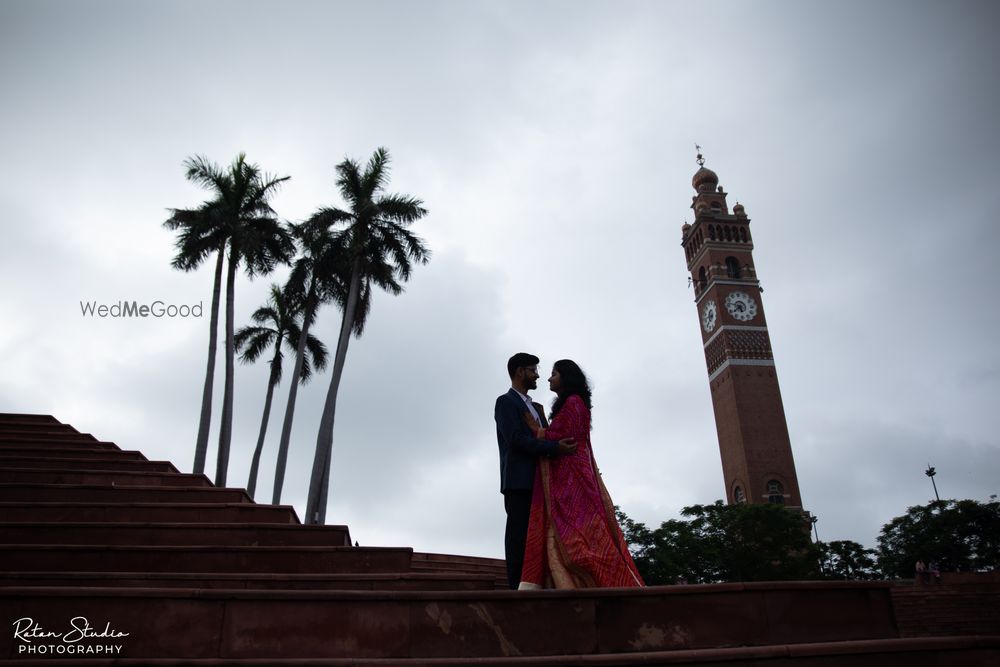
[[494, 352, 644, 590]]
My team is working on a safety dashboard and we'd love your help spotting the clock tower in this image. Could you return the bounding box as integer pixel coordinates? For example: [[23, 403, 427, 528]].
[[680, 152, 804, 509]]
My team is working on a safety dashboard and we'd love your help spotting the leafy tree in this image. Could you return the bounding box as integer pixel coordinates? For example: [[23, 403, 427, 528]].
[[617, 508, 704, 585], [618, 501, 819, 584], [303, 148, 429, 524], [876, 499, 1000, 578], [818, 540, 880, 580], [270, 222, 349, 504], [169, 153, 294, 486], [235, 284, 327, 499]]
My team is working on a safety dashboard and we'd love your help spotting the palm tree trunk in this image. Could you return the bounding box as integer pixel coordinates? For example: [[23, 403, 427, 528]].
[[306, 258, 362, 524], [247, 352, 280, 499], [193, 245, 225, 474], [214, 244, 237, 487], [272, 282, 317, 505]]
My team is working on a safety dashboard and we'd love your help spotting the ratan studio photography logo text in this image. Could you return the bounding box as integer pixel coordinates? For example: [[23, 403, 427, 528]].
[[12, 617, 129, 656], [79, 300, 203, 318]]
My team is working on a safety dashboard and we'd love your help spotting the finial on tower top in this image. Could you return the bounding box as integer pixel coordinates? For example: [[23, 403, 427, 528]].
[[692, 144, 718, 192]]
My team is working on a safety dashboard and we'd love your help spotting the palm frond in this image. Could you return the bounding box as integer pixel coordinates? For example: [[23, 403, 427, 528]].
[[234, 326, 275, 363], [303, 207, 353, 234], [239, 217, 296, 278], [162, 207, 201, 231], [375, 193, 428, 223], [249, 305, 280, 326], [304, 332, 329, 373], [335, 157, 364, 208], [361, 147, 390, 200], [284, 320, 304, 351], [370, 224, 424, 282], [266, 283, 286, 311], [284, 257, 312, 301], [183, 155, 229, 193], [364, 255, 403, 297], [299, 351, 313, 383]]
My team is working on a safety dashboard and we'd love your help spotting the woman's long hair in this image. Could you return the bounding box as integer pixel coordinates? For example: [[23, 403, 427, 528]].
[[550, 359, 593, 421]]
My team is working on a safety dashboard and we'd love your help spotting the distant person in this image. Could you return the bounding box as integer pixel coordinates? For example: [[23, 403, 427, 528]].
[[495, 352, 577, 590], [518, 359, 644, 589], [928, 560, 941, 583], [915, 559, 928, 584]]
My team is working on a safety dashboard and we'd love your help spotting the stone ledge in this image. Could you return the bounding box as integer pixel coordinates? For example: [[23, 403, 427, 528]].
[[1, 636, 997, 665]]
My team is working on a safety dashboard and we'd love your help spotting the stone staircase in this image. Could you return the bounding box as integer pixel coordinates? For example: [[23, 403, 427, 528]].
[[1, 413, 997, 665]]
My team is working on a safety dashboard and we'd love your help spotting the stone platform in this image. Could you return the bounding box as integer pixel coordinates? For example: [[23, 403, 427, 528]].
[[0, 413, 996, 665]]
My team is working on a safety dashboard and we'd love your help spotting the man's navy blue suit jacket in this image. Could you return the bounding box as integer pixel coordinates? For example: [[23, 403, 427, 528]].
[[494, 388, 558, 493]]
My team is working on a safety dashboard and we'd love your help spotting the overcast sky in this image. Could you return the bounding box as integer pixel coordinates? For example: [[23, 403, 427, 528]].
[[1, 0, 998, 558]]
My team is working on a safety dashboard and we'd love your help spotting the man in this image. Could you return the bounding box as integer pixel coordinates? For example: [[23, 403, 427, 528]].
[[494, 352, 577, 589]]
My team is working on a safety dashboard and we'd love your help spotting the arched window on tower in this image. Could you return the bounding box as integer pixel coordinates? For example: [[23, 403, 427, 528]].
[[725, 256, 741, 279], [733, 486, 746, 504], [698, 266, 708, 292], [711, 202, 721, 214], [766, 480, 785, 505], [724, 226, 732, 242], [708, 226, 716, 241], [740, 228, 748, 243]]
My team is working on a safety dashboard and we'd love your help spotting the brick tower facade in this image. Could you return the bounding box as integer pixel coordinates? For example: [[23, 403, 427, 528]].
[[680, 153, 804, 509]]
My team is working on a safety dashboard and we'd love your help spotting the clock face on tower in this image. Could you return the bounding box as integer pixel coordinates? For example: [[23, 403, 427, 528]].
[[702, 300, 718, 332], [724, 291, 758, 322]]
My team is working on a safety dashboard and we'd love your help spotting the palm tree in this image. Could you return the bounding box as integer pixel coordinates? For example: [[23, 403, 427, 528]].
[[164, 180, 229, 475], [303, 147, 429, 524], [176, 153, 294, 487], [235, 284, 327, 499], [271, 221, 350, 504]]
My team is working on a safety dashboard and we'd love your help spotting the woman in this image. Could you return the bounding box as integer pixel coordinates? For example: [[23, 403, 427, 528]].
[[518, 359, 644, 589]]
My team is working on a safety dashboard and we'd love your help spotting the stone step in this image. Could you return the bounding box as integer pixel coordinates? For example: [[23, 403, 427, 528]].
[[0, 446, 144, 460], [0, 439, 119, 450], [2, 637, 998, 666], [0, 467, 212, 487], [411, 552, 508, 589], [0, 422, 79, 435], [0, 431, 98, 442], [0, 456, 176, 472], [0, 582, 902, 660], [0, 545, 410, 574], [0, 571, 497, 591], [411, 552, 506, 568], [411, 553, 507, 573], [0, 413, 60, 424], [0, 483, 250, 504], [0, 502, 298, 523], [0, 522, 349, 546]]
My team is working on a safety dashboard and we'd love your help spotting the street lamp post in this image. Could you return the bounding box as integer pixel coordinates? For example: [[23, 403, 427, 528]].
[[810, 515, 824, 574], [925, 465, 940, 502]]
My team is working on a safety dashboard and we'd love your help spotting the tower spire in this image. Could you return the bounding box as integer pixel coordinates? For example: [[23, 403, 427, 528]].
[[695, 143, 705, 167]]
